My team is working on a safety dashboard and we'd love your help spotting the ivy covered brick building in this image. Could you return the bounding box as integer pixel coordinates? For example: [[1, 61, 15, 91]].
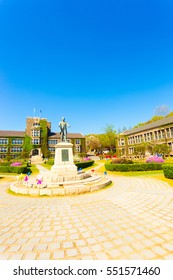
[[0, 117, 86, 160], [117, 116, 173, 157]]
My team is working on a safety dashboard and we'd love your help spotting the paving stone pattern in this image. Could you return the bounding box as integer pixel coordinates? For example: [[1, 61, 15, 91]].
[[1, 174, 173, 260]]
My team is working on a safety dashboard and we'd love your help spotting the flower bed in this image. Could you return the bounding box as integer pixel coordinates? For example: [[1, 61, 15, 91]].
[[10, 162, 22, 166], [146, 155, 164, 163]]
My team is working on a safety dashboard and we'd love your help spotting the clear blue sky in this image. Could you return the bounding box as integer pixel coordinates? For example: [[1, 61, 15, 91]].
[[0, 0, 173, 135]]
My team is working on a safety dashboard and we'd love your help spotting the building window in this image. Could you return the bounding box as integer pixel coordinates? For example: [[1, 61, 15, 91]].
[[168, 143, 172, 152], [120, 138, 125, 146], [12, 139, 23, 145], [154, 131, 158, 140], [76, 146, 81, 152], [128, 147, 134, 154], [48, 147, 55, 152], [32, 139, 40, 145], [32, 130, 40, 137], [0, 154, 6, 159], [11, 147, 23, 153], [161, 129, 165, 139], [48, 139, 58, 145], [158, 130, 161, 140], [170, 127, 173, 137], [75, 139, 81, 145], [0, 138, 8, 145], [33, 122, 40, 127], [166, 128, 171, 138], [0, 147, 8, 153], [128, 137, 132, 145]]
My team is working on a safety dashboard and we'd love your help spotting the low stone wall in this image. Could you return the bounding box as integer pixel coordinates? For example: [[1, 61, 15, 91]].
[[10, 177, 112, 196]]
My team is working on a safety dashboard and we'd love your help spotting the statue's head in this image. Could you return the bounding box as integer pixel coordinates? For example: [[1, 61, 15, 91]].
[[62, 117, 65, 121]]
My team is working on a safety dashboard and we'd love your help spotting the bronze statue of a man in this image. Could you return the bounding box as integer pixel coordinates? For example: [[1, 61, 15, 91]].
[[59, 117, 71, 142]]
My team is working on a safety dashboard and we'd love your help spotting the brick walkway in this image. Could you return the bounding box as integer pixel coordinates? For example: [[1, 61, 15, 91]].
[[0, 174, 173, 260]]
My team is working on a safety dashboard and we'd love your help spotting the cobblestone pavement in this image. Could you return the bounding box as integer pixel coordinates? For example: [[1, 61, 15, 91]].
[[0, 174, 173, 260]]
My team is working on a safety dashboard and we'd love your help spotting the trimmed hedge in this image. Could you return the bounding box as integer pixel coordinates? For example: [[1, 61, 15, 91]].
[[0, 162, 11, 166], [162, 164, 173, 179], [105, 162, 163, 172], [112, 158, 133, 164], [75, 160, 94, 169], [46, 159, 94, 170], [0, 165, 29, 174], [46, 159, 54, 165]]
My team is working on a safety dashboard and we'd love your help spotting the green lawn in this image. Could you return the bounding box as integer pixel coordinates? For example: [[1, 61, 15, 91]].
[[29, 164, 40, 175], [41, 163, 51, 170]]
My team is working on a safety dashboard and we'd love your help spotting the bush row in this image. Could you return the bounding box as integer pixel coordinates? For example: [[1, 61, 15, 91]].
[[75, 160, 94, 169], [46, 159, 94, 169], [105, 162, 163, 172], [162, 164, 173, 179], [0, 162, 11, 166], [0, 165, 30, 174], [112, 158, 133, 164]]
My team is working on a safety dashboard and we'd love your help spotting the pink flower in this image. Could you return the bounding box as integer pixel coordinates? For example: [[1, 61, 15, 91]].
[[146, 155, 164, 163], [10, 162, 22, 166]]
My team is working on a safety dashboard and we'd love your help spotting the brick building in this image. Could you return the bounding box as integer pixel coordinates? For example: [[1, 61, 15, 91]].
[[117, 116, 173, 157], [0, 117, 86, 160]]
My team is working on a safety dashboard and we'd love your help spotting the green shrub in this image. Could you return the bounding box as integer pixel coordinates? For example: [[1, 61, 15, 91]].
[[112, 158, 133, 164], [0, 162, 11, 166], [105, 162, 163, 172], [162, 164, 173, 179], [0, 165, 30, 174], [75, 160, 94, 169], [46, 159, 94, 170], [46, 159, 54, 165]]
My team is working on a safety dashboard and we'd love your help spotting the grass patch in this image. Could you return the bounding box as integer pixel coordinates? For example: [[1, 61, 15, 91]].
[[42, 163, 51, 170], [30, 165, 40, 175]]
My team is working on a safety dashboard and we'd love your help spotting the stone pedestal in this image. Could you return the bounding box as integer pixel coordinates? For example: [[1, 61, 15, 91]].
[[51, 142, 77, 177]]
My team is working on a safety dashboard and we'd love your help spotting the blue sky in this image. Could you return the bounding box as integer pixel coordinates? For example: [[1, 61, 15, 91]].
[[0, 0, 173, 135]]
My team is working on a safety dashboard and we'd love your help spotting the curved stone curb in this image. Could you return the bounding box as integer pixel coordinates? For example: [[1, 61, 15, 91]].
[[9, 177, 112, 196]]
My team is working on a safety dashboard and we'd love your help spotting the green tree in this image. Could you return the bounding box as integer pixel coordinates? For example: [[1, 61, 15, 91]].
[[153, 144, 170, 158], [100, 124, 117, 154], [40, 120, 50, 158], [134, 144, 146, 156], [166, 111, 173, 117], [86, 134, 101, 152], [154, 105, 169, 116], [22, 135, 33, 159]]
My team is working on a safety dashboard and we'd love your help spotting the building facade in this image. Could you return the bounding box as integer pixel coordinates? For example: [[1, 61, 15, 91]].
[[117, 116, 173, 157], [0, 117, 86, 160]]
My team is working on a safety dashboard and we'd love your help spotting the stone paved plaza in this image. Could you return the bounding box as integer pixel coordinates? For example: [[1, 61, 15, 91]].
[[0, 172, 173, 260]]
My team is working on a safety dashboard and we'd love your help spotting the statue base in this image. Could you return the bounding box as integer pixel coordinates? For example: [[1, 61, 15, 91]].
[[51, 142, 77, 177]]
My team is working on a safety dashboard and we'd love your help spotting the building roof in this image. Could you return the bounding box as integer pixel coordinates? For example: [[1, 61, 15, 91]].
[[49, 132, 85, 139], [0, 130, 25, 137], [124, 116, 173, 136], [0, 130, 85, 138]]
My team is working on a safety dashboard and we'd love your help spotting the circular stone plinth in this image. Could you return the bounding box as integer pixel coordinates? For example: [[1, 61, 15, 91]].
[[10, 175, 112, 196]]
